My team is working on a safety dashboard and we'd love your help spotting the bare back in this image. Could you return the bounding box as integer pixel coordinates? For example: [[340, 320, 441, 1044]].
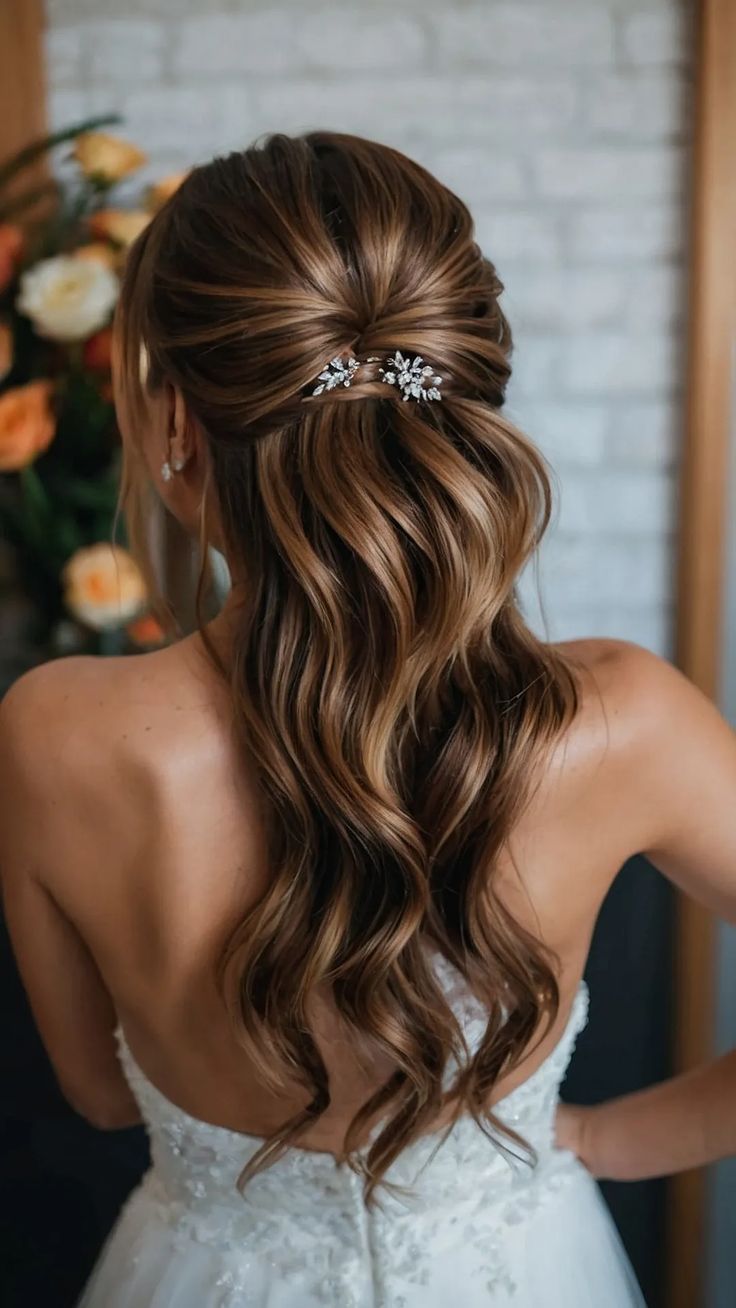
[[2, 632, 731, 1154]]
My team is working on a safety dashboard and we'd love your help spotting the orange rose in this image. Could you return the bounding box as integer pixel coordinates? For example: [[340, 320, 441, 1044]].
[[126, 612, 167, 647], [0, 320, 13, 381], [89, 209, 150, 249], [83, 327, 113, 371], [0, 380, 55, 472], [0, 223, 24, 293], [72, 132, 146, 183], [146, 171, 189, 211]]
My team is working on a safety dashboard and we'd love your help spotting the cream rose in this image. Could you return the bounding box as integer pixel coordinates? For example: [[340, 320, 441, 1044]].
[[63, 543, 147, 631], [16, 255, 118, 343], [72, 132, 147, 183]]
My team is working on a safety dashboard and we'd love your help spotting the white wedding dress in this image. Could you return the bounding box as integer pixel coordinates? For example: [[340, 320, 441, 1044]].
[[78, 952, 645, 1307]]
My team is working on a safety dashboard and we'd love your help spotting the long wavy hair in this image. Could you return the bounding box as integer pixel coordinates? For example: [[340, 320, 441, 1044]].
[[114, 131, 580, 1203]]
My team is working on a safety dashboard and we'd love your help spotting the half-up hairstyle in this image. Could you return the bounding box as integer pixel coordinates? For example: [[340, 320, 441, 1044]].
[[114, 132, 580, 1203]]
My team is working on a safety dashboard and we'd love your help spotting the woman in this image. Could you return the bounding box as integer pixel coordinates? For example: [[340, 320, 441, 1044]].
[[1, 132, 735, 1308]]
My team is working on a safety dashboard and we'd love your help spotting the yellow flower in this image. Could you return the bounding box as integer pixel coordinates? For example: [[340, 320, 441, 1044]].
[[72, 132, 147, 183], [72, 242, 119, 271], [89, 209, 151, 249], [147, 171, 190, 211], [0, 380, 55, 472], [63, 543, 147, 631], [0, 320, 13, 381]]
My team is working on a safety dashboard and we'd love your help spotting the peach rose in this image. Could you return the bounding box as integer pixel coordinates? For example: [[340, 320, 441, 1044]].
[[72, 242, 119, 271], [0, 320, 13, 381], [0, 224, 24, 293], [72, 132, 147, 183], [146, 171, 190, 211], [0, 380, 55, 472], [89, 209, 150, 249], [63, 543, 147, 631], [126, 612, 166, 647]]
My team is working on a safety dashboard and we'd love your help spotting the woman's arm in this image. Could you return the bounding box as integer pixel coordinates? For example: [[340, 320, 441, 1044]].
[[0, 661, 142, 1129], [556, 1052, 736, 1180], [557, 639, 736, 1179]]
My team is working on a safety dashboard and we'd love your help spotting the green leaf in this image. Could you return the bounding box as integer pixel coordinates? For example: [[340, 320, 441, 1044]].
[[19, 462, 53, 521], [51, 472, 120, 514], [0, 115, 122, 191], [54, 512, 84, 559]]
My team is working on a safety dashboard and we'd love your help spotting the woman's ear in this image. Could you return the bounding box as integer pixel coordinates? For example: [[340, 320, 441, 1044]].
[[159, 384, 219, 543], [167, 384, 197, 473]]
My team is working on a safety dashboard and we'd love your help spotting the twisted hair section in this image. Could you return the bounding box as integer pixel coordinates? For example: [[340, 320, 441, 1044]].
[[115, 132, 580, 1202]]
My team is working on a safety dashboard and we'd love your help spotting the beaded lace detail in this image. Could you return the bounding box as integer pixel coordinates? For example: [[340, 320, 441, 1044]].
[[115, 955, 590, 1307]]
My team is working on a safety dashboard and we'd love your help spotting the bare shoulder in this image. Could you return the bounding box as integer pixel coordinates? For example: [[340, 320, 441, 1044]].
[[0, 638, 223, 854], [1, 655, 103, 781], [554, 635, 723, 749], [2, 648, 167, 773], [2, 634, 217, 751], [2, 651, 111, 724], [549, 636, 736, 871], [1, 655, 135, 841]]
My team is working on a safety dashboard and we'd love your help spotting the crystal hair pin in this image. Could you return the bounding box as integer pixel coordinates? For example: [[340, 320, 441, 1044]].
[[376, 352, 443, 403], [311, 355, 360, 395], [311, 352, 443, 402]]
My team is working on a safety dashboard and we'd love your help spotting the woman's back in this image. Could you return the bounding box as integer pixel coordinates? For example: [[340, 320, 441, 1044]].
[[8, 630, 648, 1152], [3, 629, 667, 1308]]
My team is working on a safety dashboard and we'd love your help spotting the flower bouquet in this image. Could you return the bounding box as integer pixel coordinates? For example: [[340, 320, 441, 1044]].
[[0, 117, 186, 682]]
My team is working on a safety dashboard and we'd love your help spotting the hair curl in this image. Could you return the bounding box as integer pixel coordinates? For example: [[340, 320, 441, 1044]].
[[114, 131, 580, 1203]]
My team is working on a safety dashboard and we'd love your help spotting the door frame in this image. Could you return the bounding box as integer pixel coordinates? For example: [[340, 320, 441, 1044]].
[[670, 0, 736, 1302], [0, 2, 46, 169]]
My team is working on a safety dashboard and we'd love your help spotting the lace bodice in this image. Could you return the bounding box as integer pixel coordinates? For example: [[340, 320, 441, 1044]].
[[114, 955, 590, 1307]]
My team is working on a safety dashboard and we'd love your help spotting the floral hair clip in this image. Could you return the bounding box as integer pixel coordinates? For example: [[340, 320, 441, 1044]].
[[311, 355, 360, 395], [374, 352, 443, 403], [310, 352, 443, 402]]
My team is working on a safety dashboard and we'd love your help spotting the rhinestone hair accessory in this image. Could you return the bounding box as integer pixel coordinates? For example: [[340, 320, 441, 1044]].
[[377, 352, 443, 403], [311, 355, 360, 395], [310, 352, 443, 402]]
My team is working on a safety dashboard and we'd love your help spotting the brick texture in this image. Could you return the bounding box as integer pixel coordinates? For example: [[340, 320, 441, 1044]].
[[44, 0, 694, 656]]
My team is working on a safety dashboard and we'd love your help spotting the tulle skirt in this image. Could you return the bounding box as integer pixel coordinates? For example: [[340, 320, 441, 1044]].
[[78, 1161, 645, 1307]]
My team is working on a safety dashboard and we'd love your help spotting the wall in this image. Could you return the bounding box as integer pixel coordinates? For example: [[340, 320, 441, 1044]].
[[44, 0, 693, 656]]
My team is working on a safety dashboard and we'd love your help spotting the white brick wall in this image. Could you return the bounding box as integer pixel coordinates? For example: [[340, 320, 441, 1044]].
[[44, 0, 694, 656]]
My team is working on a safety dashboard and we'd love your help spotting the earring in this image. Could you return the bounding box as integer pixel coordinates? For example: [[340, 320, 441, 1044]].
[[161, 460, 173, 482], [172, 455, 186, 472]]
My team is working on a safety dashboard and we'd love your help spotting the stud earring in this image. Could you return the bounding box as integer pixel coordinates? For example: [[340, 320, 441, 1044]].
[[161, 460, 173, 482], [172, 455, 186, 473]]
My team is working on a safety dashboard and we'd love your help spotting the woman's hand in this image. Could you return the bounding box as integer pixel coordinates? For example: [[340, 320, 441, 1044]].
[[554, 1101, 598, 1173], [557, 1049, 736, 1182]]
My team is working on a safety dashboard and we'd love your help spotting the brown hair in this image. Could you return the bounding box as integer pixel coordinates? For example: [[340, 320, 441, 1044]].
[[114, 132, 580, 1202]]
